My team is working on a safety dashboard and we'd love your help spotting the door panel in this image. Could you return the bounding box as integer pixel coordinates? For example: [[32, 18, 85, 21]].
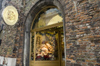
[[34, 61, 60, 66]]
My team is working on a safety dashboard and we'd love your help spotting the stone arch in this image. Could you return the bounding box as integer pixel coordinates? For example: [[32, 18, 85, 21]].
[[24, 0, 66, 66]]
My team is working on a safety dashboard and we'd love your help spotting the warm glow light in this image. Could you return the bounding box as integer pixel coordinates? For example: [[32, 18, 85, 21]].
[[47, 15, 63, 25]]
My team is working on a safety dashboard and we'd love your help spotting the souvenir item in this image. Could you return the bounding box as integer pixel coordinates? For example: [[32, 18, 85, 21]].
[[35, 32, 57, 60], [2, 6, 18, 25]]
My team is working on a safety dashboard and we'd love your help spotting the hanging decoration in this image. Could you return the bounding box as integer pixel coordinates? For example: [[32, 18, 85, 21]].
[[2, 6, 18, 25]]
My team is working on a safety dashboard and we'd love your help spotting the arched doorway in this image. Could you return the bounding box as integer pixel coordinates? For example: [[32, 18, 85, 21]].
[[30, 7, 64, 66], [24, 0, 66, 66]]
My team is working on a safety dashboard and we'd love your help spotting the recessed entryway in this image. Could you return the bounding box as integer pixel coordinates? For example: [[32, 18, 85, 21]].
[[24, 0, 66, 66], [30, 7, 65, 66]]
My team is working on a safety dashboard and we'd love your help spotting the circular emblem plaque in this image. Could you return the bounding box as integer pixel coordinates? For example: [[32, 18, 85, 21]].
[[2, 6, 18, 25]]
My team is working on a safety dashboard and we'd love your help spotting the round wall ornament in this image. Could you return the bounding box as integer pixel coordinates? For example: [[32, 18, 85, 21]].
[[2, 6, 18, 25]]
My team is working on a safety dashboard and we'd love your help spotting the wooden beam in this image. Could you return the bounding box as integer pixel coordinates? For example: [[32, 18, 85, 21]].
[[31, 22, 63, 32]]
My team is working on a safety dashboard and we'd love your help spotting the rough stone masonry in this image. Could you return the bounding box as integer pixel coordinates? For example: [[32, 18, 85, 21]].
[[0, 0, 100, 66]]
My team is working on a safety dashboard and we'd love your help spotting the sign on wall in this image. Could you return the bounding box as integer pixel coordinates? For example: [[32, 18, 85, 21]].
[[0, 56, 16, 66], [2, 6, 18, 25]]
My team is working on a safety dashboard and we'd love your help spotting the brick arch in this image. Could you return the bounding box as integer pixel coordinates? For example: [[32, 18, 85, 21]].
[[24, 0, 66, 66]]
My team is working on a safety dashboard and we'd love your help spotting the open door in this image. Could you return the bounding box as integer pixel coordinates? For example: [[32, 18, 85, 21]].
[[30, 7, 65, 66]]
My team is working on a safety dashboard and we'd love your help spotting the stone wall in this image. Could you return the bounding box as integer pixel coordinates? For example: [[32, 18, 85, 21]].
[[0, 0, 17, 57], [0, 0, 38, 65], [0, 0, 100, 66], [64, 0, 100, 66]]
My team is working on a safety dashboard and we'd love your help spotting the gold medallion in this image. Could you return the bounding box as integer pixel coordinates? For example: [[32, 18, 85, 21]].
[[2, 6, 18, 25]]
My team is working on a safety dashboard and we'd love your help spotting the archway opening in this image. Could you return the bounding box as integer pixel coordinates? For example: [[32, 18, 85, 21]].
[[24, 0, 66, 66], [30, 7, 65, 66]]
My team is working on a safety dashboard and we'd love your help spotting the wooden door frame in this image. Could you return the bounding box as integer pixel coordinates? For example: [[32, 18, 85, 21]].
[[30, 23, 63, 66]]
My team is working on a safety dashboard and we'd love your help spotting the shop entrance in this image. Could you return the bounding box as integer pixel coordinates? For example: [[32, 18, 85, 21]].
[[30, 7, 65, 66]]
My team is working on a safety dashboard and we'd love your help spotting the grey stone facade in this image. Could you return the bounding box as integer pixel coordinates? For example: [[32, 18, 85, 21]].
[[0, 0, 100, 66]]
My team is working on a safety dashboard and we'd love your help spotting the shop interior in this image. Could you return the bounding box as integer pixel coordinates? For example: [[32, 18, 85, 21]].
[[30, 7, 65, 66]]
